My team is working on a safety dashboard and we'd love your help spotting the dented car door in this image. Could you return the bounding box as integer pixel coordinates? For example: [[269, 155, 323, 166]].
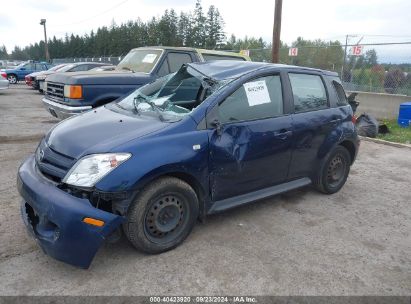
[[208, 74, 293, 201]]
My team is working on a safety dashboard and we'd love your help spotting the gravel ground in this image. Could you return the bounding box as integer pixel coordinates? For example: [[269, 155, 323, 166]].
[[0, 85, 410, 296]]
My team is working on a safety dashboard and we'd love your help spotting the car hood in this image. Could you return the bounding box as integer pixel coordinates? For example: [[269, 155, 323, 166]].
[[37, 70, 55, 77], [46, 106, 168, 159], [45, 70, 153, 85], [26, 71, 41, 77]]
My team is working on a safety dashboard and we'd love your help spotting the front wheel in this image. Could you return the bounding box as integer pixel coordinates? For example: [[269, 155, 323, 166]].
[[124, 177, 199, 254], [314, 146, 351, 194], [7, 74, 17, 84]]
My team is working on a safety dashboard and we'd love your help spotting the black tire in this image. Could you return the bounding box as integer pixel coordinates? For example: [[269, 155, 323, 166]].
[[314, 146, 351, 194], [7, 74, 17, 84], [124, 177, 199, 254]]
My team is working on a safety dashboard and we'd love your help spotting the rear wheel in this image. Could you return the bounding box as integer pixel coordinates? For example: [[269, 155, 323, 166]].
[[7, 74, 17, 84], [314, 146, 351, 194], [124, 177, 199, 253]]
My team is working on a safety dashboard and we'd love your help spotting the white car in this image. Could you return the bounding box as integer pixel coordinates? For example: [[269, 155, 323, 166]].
[[0, 72, 9, 90]]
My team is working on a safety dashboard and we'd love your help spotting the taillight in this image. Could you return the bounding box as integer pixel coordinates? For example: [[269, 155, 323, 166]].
[[352, 115, 357, 124], [0, 72, 6, 79]]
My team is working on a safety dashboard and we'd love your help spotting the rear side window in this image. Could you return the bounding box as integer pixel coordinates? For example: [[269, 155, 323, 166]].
[[34, 63, 45, 70], [70, 65, 89, 72], [167, 53, 193, 73], [289, 73, 328, 112], [218, 75, 283, 123], [332, 80, 348, 106], [202, 54, 246, 61]]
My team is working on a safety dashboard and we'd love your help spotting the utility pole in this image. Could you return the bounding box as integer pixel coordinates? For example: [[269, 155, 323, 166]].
[[272, 0, 282, 63], [40, 19, 50, 61]]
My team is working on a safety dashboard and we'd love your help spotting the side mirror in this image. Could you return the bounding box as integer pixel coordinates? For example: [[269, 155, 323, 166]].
[[210, 119, 223, 136], [20, 67, 26, 70]]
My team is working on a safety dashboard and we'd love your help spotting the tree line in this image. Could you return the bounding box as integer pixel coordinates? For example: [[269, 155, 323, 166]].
[[1, 0, 409, 95], [1, 0, 232, 61]]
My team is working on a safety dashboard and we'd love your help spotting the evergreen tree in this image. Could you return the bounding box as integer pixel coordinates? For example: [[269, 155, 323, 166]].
[[192, 0, 206, 47], [6, 1, 267, 60], [178, 12, 193, 47], [205, 5, 225, 49], [0, 45, 8, 59]]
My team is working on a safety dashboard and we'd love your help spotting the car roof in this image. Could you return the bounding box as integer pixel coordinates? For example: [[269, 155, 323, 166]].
[[129, 46, 248, 59], [69, 62, 108, 66], [187, 60, 338, 80]]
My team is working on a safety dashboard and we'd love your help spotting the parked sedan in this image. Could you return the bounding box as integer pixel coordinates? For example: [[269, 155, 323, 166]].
[[3, 61, 52, 84], [37, 62, 111, 93], [89, 65, 116, 72], [26, 64, 68, 89], [0, 72, 9, 90]]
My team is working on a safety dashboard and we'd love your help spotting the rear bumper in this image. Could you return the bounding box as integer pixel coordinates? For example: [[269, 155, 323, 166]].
[[42, 97, 92, 120], [17, 155, 124, 268]]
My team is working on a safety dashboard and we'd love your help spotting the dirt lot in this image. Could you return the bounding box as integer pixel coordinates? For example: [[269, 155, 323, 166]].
[[0, 85, 410, 296]]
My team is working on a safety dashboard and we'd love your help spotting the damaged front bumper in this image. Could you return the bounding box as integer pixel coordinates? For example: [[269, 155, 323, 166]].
[[17, 155, 124, 269]]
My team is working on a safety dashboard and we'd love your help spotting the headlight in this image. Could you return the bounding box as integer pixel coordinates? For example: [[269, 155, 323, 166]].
[[63, 153, 131, 187], [64, 84, 83, 99]]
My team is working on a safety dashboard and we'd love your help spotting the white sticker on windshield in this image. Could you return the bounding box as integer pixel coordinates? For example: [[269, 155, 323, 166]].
[[142, 54, 158, 63], [243, 80, 271, 106]]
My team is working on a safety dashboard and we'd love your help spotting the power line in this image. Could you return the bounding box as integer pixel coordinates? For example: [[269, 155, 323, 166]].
[[52, 0, 130, 27]]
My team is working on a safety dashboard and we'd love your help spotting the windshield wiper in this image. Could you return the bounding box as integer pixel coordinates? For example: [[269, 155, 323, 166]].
[[119, 66, 134, 72]]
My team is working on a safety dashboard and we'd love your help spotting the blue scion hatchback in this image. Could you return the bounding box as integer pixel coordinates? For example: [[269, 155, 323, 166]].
[[17, 61, 359, 268]]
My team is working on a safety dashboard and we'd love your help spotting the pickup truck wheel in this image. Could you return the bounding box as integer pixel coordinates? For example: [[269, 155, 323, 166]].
[[7, 74, 17, 84], [124, 177, 199, 254], [314, 146, 351, 194]]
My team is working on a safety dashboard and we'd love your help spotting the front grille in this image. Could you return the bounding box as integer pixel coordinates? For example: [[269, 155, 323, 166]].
[[45, 82, 64, 101], [36, 140, 76, 182]]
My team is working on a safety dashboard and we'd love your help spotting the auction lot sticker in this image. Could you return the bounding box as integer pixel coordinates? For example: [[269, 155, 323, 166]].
[[243, 80, 271, 106], [143, 54, 158, 63]]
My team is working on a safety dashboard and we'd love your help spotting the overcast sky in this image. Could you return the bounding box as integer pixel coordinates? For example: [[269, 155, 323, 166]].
[[1, 0, 411, 63]]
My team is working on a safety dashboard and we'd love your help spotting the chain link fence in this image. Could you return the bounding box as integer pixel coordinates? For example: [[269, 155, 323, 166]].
[[52, 56, 122, 65], [52, 42, 411, 96], [248, 44, 411, 96]]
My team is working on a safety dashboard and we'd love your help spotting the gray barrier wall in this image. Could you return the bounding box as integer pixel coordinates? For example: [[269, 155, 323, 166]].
[[348, 91, 410, 120]]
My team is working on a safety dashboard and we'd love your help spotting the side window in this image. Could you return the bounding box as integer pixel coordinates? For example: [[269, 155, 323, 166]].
[[157, 58, 170, 77], [167, 52, 192, 73], [332, 80, 348, 106], [70, 65, 88, 72], [39, 64, 48, 70], [218, 75, 283, 123], [23, 63, 34, 70], [289, 73, 328, 112], [202, 54, 246, 61]]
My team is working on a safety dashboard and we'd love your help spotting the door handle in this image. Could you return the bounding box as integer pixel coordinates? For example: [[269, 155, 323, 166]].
[[274, 130, 293, 140], [330, 116, 341, 125], [330, 119, 341, 124]]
